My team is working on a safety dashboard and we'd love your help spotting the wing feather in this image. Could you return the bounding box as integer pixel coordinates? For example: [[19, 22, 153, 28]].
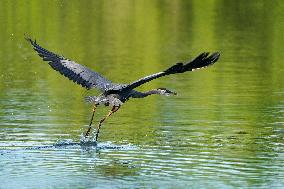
[[124, 52, 220, 90], [26, 37, 114, 91]]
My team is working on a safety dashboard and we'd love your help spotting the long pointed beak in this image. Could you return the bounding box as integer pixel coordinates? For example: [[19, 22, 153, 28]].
[[167, 91, 177, 96]]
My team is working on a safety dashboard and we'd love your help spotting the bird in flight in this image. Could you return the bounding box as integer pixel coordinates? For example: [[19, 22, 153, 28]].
[[26, 37, 220, 141]]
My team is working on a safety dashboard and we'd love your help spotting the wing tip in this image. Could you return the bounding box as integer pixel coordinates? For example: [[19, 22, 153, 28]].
[[24, 34, 36, 45], [211, 52, 221, 62], [186, 51, 221, 71], [199, 51, 220, 60]]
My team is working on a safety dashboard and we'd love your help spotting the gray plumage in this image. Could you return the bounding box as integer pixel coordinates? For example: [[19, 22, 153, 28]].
[[26, 37, 220, 106], [26, 38, 118, 91]]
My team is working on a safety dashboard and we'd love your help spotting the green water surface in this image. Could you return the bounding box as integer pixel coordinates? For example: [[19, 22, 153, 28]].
[[0, 0, 283, 188]]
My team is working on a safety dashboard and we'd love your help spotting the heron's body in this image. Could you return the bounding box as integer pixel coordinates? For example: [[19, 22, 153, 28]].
[[26, 37, 220, 141]]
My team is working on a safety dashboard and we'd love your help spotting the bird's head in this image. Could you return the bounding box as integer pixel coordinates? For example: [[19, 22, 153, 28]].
[[156, 88, 177, 96]]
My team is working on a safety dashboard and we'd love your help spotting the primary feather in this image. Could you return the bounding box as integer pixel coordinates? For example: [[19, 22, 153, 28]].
[[124, 52, 220, 90], [26, 37, 114, 91]]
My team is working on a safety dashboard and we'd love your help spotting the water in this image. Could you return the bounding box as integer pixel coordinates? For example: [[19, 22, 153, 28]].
[[0, 0, 284, 188]]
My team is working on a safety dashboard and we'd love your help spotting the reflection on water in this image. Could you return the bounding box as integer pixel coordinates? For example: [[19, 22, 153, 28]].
[[0, 0, 283, 188]]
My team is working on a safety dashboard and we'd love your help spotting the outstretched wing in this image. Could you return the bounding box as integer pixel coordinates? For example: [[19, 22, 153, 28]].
[[124, 52, 220, 90], [26, 37, 114, 91]]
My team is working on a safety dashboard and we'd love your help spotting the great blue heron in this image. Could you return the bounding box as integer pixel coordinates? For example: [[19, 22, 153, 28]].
[[26, 37, 220, 141]]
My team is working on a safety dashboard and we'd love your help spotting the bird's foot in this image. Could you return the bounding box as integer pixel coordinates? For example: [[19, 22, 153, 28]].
[[81, 132, 92, 143]]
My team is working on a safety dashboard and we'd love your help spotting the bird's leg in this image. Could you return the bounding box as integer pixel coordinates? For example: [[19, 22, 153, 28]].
[[95, 106, 120, 142], [84, 105, 97, 138]]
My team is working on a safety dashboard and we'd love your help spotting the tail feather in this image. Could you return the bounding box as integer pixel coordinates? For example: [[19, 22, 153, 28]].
[[84, 96, 97, 104]]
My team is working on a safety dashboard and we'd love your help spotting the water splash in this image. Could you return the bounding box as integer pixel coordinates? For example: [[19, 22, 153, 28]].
[[20, 139, 137, 151]]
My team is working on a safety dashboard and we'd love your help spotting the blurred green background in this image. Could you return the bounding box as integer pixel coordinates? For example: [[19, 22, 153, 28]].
[[0, 0, 283, 188]]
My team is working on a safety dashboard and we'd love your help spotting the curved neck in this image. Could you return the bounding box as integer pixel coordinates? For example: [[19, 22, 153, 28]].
[[132, 89, 161, 98], [143, 89, 161, 96]]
